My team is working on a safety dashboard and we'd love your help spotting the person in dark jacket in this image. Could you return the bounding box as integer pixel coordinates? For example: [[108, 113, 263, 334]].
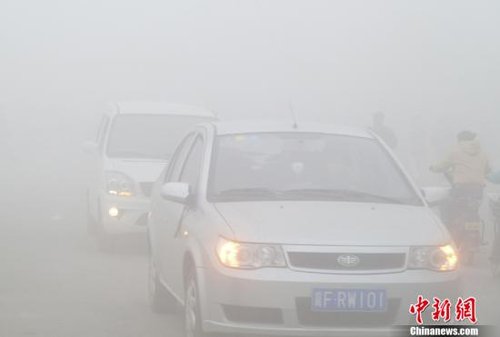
[[371, 111, 398, 150]]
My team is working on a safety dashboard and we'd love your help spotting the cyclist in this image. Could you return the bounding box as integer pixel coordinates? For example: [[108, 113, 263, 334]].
[[430, 130, 490, 196], [430, 131, 491, 262]]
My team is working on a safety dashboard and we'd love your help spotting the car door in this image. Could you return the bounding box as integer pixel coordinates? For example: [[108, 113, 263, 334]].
[[151, 133, 195, 287], [164, 135, 206, 295]]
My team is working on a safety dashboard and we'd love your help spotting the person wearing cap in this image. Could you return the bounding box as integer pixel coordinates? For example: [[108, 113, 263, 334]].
[[430, 131, 491, 259]]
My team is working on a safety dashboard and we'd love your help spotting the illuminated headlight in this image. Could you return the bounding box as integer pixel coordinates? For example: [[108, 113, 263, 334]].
[[108, 207, 120, 217], [409, 245, 458, 271], [105, 171, 136, 197], [216, 237, 286, 269]]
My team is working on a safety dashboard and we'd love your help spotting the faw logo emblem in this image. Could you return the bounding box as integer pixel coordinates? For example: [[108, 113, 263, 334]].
[[337, 255, 360, 267]]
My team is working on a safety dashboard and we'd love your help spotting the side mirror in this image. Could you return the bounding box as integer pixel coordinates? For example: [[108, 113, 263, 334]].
[[161, 182, 191, 204], [421, 186, 450, 207], [82, 141, 98, 154]]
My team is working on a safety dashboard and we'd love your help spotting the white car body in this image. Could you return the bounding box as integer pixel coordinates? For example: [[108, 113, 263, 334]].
[[148, 121, 462, 336], [84, 101, 216, 238]]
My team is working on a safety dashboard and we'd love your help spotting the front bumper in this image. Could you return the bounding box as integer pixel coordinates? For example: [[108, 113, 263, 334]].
[[199, 264, 462, 336], [99, 194, 150, 234]]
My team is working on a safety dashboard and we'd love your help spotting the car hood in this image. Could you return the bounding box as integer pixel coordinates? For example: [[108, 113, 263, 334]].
[[106, 158, 167, 182], [214, 201, 449, 246]]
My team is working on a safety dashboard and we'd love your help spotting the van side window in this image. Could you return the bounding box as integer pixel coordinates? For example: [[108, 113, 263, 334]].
[[165, 133, 195, 183], [97, 116, 109, 150]]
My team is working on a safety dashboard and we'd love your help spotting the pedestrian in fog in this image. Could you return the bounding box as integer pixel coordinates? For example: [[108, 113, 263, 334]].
[[371, 111, 398, 149], [430, 131, 491, 249]]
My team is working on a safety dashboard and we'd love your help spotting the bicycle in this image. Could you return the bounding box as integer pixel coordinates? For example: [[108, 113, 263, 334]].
[[488, 192, 500, 277]]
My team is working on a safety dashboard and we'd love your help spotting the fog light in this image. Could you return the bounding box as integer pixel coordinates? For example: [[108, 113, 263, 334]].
[[108, 207, 119, 217]]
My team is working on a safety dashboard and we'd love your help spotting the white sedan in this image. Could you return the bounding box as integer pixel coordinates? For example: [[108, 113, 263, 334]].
[[148, 121, 461, 337]]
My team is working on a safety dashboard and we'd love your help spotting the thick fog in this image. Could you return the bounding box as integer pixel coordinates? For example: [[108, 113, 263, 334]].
[[2, 0, 500, 212], [1, 1, 499, 337]]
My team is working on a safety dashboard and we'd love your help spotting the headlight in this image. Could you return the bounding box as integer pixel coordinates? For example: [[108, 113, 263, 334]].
[[105, 171, 136, 197], [216, 237, 286, 269], [409, 245, 458, 271]]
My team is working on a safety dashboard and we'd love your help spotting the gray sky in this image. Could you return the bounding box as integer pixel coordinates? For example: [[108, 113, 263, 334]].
[[1, 0, 499, 128], [1, 4, 499, 335]]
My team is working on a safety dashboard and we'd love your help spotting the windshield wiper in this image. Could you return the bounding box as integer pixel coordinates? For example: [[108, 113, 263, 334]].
[[217, 188, 280, 199], [338, 190, 406, 204], [282, 188, 406, 204]]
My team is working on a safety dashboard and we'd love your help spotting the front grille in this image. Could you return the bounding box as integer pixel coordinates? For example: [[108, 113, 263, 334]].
[[287, 252, 406, 271], [296, 297, 401, 327], [140, 182, 153, 197], [222, 305, 283, 325]]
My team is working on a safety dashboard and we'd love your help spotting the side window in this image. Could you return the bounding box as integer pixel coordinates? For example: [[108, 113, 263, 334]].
[[180, 137, 205, 191], [165, 133, 195, 183], [97, 116, 109, 149], [95, 116, 105, 142]]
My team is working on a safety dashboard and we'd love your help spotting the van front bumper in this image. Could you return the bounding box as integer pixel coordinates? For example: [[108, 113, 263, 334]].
[[99, 194, 150, 234]]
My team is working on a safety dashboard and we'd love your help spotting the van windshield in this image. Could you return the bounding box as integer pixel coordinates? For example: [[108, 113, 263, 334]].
[[209, 133, 422, 205], [107, 114, 211, 160]]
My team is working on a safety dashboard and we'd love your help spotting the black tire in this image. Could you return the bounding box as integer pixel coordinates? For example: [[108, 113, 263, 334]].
[[148, 255, 177, 313], [184, 266, 206, 337]]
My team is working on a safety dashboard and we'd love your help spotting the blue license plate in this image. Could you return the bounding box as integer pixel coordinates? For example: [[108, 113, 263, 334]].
[[311, 288, 387, 312]]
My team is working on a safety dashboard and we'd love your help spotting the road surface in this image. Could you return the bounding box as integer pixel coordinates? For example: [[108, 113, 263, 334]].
[[0, 193, 499, 337]]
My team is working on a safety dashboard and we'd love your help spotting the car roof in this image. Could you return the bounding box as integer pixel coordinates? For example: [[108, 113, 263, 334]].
[[206, 120, 374, 139], [107, 101, 216, 118]]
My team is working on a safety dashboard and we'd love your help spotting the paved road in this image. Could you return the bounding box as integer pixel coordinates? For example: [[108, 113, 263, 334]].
[[0, 206, 180, 337], [0, 196, 499, 337]]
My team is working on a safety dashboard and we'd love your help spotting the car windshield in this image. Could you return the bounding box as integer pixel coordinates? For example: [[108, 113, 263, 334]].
[[209, 132, 422, 205], [106, 114, 212, 160]]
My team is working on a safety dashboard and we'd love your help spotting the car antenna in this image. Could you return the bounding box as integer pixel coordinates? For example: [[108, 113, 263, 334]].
[[289, 100, 298, 129]]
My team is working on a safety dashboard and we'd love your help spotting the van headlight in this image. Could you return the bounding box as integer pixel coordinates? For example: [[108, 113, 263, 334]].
[[105, 171, 136, 197], [409, 245, 458, 271], [216, 237, 286, 269]]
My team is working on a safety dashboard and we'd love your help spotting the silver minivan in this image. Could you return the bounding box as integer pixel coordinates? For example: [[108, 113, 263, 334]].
[[83, 101, 216, 248]]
